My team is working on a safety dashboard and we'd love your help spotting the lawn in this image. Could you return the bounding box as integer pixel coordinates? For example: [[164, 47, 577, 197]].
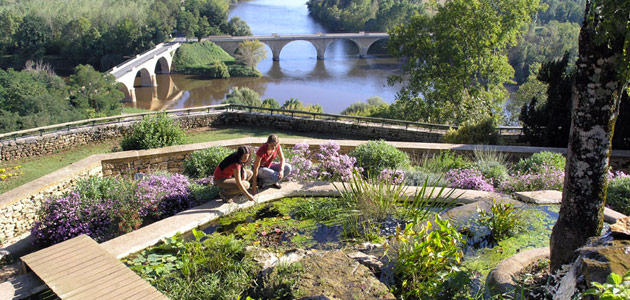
[[0, 126, 317, 195]]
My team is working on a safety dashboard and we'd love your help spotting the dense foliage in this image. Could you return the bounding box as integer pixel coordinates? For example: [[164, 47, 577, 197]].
[[387, 0, 541, 125], [348, 140, 410, 176], [0, 63, 123, 133], [31, 174, 214, 246], [184, 146, 233, 178], [120, 114, 185, 150], [0, 0, 250, 70], [306, 0, 425, 32], [340, 96, 389, 117], [443, 118, 502, 145], [607, 173, 630, 216]]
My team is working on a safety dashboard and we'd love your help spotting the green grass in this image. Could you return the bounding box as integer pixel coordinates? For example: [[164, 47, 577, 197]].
[[0, 127, 317, 195], [122, 107, 153, 114], [171, 41, 235, 72]]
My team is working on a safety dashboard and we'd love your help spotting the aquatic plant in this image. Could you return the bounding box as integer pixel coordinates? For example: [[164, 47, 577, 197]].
[[477, 199, 521, 242], [387, 215, 465, 299]]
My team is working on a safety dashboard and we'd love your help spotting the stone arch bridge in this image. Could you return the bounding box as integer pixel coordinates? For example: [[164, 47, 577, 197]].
[[206, 32, 389, 61], [109, 33, 388, 102]]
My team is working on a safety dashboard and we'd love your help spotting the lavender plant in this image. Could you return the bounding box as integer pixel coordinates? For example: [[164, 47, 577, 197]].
[[499, 167, 564, 193], [445, 169, 495, 192], [287, 142, 361, 182]]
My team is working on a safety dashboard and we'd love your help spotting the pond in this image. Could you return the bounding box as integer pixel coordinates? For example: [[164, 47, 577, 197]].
[[124, 195, 560, 299]]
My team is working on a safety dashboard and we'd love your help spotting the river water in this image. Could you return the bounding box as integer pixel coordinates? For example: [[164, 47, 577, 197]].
[[130, 0, 402, 113]]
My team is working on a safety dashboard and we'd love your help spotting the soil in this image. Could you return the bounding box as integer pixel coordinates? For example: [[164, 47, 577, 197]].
[[513, 258, 557, 299]]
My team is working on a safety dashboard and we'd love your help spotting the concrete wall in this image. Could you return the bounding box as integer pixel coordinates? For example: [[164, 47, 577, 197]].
[[1, 111, 523, 161]]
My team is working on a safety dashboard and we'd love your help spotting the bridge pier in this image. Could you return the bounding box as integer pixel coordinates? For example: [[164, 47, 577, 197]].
[[359, 47, 369, 58]]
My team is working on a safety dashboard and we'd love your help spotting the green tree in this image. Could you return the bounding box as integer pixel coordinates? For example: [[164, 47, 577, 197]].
[[507, 63, 548, 124], [387, 0, 541, 125], [67, 65, 123, 118], [550, 0, 630, 270], [234, 40, 267, 70], [227, 17, 252, 36], [261, 98, 280, 109], [0, 10, 21, 55], [223, 86, 262, 106], [341, 96, 389, 117], [14, 14, 53, 60]]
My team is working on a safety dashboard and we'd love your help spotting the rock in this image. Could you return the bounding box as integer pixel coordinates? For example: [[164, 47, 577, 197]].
[[246, 246, 278, 270], [277, 248, 308, 265], [347, 251, 384, 273], [577, 232, 630, 285], [292, 250, 396, 300], [610, 216, 630, 238]]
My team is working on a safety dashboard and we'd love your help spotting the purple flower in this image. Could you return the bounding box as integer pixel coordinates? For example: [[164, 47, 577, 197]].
[[378, 169, 406, 185], [446, 169, 495, 192]]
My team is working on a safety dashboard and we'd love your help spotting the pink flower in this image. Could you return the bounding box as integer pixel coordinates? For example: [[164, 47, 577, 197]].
[[261, 231, 267, 236], [274, 228, 282, 233]]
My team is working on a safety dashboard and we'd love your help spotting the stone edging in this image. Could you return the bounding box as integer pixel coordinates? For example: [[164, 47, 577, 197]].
[[486, 247, 551, 296]]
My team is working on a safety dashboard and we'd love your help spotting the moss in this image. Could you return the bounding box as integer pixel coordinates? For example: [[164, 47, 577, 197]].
[[462, 207, 557, 279]]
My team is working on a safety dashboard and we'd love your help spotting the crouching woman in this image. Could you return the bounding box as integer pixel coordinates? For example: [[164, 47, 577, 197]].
[[252, 135, 292, 192], [213, 145, 255, 202]]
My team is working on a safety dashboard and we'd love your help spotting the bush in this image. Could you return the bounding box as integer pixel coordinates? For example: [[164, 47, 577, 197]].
[[472, 148, 509, 187], [287, 142, 360, 182], [227, 62, 261, 77], [514, 151, 565, 175], [499, 167, 565, 193], [136, 174, 194, 220], [223, 86, 262, 106], [443, 118, 501, 145], [404, 169, 448, 187], [445, 168, 495, 192], [184, 147, 233, 178], [349, 140, 410, 176], [120, 114, 184, 151], [608, 175, 630, 215], [417, 151, 473, 173]]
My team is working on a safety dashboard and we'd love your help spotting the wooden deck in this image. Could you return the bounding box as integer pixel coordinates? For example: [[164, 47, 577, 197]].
[[21, 235, 169, 300]]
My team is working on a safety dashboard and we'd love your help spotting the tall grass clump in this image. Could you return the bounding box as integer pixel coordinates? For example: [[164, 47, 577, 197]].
[[349, 140, 410, 176], [417, 151, 473, 173], [472, 148, 509, 187], [120, 114, 184, 150], [184, 147, 233, 178]]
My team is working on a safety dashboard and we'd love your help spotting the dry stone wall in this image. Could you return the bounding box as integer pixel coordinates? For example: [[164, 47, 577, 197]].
[[0, 166, 102, 243]]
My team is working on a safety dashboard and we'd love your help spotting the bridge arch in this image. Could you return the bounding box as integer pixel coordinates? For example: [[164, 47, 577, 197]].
[[134, 68, 155, 87], [347, 37, 388, 58], [155, 56, 170, 74], [118, 82, 135, 102]]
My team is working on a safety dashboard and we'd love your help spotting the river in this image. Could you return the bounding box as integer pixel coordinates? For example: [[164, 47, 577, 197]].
[[130, 0, 402, 113]]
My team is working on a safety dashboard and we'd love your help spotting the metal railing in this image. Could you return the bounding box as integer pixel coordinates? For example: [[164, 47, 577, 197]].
[[0, 103, 523, 141]]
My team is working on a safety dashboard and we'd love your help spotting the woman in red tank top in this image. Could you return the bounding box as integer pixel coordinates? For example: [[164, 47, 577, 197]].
[[213, 146, 255, 202]]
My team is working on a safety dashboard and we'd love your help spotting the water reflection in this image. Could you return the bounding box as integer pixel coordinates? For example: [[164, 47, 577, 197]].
[[129, 0, 402, 113]]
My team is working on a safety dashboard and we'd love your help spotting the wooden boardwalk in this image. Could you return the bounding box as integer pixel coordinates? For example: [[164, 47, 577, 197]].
[[21, 235, 169, 300]]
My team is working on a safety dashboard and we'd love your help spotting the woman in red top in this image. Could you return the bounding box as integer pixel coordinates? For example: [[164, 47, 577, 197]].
[[252, 135, 292, 192], [213, 145, 255, 202]]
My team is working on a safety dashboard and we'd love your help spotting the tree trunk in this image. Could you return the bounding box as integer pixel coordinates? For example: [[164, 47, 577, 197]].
[[549, 0, 628, 271]]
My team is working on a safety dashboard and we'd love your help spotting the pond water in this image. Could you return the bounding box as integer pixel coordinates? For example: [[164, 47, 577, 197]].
[[129, 0, 402, 113]]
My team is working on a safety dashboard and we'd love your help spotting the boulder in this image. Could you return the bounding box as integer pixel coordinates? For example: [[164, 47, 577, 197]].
[[610, 216, 630, 238]]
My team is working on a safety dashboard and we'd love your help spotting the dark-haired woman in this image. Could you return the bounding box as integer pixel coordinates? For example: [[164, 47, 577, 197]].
[[252, 135, 292, 192], [213, 146, 255, 202]]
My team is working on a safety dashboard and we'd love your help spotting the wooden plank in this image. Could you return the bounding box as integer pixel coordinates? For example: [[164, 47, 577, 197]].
[[23, 236, 95, 266], [22, 235, 169, 300]]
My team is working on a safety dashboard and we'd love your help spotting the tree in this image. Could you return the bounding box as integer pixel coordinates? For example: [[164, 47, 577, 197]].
[[14, 14, 53, 60], [550, 0, 630, 270], [234, 40, 267, 70], [223, 87, 262, 106], [387, 0, 541, 125], [0, 10, 21, 55], [67, 65, 123, 118], [227, 17, 252, 36]]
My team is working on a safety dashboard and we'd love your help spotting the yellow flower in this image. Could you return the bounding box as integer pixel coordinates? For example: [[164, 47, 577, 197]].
[[0, 175, 6, 180], [0, 168, 5, 173]]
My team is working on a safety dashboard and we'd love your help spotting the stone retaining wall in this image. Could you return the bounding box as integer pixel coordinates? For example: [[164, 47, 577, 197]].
[[1, 110, 523, 161], [0, 165, 102, 243]]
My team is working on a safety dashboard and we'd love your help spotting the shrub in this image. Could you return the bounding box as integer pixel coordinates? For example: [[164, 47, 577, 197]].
[[445, 169, 495, 192], [227, 62, 261, 77], [349, 140, 410, 176], [513, 151, 565, 174], [443, 117, 501, 145], [499, 167, 565, 193], [222, 86, 262, 106], [477, 199, 521, 242], [475, 161, 509, 187], [136, 174, 194, 220], [389, 215, 465, 299], [404, 169, 448, 187], [184, 147, 233, 178], [417, 151, 473, 173], [607, 175, 630, 215], [207, 60, 230, 78], [261, 98, 281, 109], [189, 182, 220, 203], [287, 142, 360, 182], [120, 114, 184, 151]]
